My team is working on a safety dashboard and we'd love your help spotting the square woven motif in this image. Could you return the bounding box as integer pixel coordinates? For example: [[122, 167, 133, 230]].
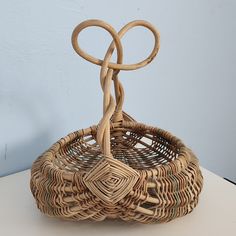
[[84, 158, 140, 204]]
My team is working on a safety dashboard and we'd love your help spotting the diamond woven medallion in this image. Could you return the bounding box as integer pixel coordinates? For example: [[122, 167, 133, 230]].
[[83, 158, 140, 204]]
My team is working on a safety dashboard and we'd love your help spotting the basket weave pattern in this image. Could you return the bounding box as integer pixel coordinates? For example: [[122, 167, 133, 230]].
[[30, 19, 203, 223]]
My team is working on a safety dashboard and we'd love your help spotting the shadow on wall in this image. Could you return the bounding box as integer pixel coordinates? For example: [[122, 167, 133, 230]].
[[0, 91, 58, 177]]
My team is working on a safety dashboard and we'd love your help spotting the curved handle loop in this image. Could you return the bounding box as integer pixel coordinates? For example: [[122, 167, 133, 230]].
[[72, 19, 160, 71], [71, 19, 160, 158]]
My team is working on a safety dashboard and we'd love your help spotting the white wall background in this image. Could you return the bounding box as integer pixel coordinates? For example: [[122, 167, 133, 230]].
[[1, 0, 236, 181]]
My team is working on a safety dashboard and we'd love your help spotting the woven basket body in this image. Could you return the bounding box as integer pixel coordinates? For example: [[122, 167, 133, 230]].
[[30, 19, 203, 223]]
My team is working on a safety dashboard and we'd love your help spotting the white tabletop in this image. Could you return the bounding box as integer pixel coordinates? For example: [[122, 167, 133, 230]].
[[0, 168, 236, 236]]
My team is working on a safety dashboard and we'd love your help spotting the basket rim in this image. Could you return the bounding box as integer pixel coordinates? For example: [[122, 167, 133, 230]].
[[35, 121, 198, 181]]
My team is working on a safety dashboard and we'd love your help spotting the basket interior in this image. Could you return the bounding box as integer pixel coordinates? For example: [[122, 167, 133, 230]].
[[53, 126, 180, 172]]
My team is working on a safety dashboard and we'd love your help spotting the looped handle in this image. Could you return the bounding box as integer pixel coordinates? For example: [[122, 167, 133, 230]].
[[71, 19, 160, 158], [72, 19, 160, 71]]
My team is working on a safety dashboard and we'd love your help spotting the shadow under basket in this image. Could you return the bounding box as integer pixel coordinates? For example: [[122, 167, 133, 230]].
[[30, 19, 203, 224]]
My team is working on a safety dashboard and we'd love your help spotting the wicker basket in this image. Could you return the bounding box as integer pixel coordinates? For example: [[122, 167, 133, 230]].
[[30, 19, 203, 224]]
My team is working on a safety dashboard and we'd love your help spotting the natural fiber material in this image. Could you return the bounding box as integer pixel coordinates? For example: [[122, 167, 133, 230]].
[[30, 19, 203, 223]]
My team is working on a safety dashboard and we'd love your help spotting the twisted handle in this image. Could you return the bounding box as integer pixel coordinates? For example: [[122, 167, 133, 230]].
[[71, 19, 160, 158]]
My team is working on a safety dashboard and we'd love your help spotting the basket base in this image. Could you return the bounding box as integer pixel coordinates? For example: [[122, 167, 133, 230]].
[[30, 122, 203, 223]]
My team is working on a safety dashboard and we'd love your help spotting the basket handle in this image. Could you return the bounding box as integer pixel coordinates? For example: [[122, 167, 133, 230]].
[[71, 19, 160, 157]]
